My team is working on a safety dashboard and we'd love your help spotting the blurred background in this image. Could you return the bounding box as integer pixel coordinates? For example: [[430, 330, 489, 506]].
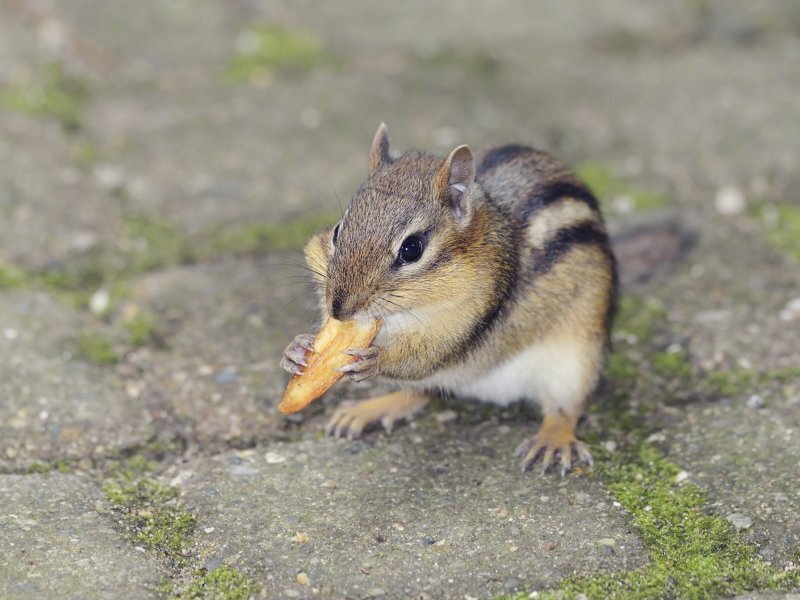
[[1, 0, 799, 461], [2, 2, 800, 596]]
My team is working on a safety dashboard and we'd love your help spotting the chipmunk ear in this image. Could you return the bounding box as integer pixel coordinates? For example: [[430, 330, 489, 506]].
[[368, 123, 391, 176], [434, 145, 476, 220]]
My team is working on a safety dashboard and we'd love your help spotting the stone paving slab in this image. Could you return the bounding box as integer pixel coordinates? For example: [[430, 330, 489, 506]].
[[0, 113, 125, 268], [654, 216, 800, 373], [0, 473, 164, 599], [0, 291, 153, 471], [125, 258, 314, 447], [625, 214, 800, 568], [667, 391, 800, 567], [176, 426, 646, 598]]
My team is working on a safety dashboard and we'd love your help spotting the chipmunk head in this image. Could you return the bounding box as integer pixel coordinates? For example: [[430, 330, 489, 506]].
[[318, 123, 488, 323]]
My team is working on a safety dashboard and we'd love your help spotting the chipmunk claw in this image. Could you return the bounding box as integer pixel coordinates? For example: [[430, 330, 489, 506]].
[[280, 333, 316, 375], [336, 347, 378, 382], [515, 414, 593, 476], [515, 437, 592, 475]]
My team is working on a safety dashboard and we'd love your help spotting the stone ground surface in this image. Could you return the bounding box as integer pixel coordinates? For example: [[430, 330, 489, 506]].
[[0, 0, 799, 598]]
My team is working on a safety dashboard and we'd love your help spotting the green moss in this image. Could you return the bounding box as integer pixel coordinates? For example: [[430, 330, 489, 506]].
[[703, 366, 800, 399], [101, 439, 184, 481], [21, 214, 192, 310], [0, 62, 90, 131], [70, 139, 100, 169], [614, 295, 667, 342], [2, 210, 331, 313], [18, 459, 71, 475], [124, 310, 160, 347], [575, 162, 670, 215], [74, 333, 119, 365], [26, 461, 53, 474], [122, 215, 196, 273], [606, 353, 639, 382], [178, 565, 260, 600], [769, 366, 800, 382], [227, 25, 324, 83], [575, 162, 617, 199], [521, 445, 800, 599], [200, 212, 337, 256], [103, 477, 195, 562], [0, 263, 25, 288], [759, 203, 800, 261], [413, 47, 501, 79], [704, 368, 756, 398], [33, 259, 107, 306], [651, 350, 693, 380]]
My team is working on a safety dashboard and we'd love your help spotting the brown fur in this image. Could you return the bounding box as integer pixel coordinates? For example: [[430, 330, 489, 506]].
[[300, 128, 617, 472], [305, 138, 615, 383]]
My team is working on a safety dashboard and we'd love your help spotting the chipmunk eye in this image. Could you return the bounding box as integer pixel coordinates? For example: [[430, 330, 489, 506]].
[[398, 235, 423, 264], [332, 223, 340, 245]]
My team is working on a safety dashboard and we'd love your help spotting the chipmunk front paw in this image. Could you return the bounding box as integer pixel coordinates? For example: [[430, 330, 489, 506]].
[[280, 333, 316, 375], [336, 346, 378, 382], [514, 414, 593, 476]]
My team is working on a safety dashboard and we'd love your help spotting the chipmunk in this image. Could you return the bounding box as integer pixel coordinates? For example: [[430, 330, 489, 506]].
[[281, 124, 617, 475]]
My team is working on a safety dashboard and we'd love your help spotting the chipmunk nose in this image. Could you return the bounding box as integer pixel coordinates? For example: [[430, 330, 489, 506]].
[[331, 295, 344, 320], [330, 292, 361, 321]]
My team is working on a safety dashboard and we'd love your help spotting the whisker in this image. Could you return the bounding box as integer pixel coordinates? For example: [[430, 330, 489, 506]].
[[380, 294, 426, 328], [374, 298, 407, 338], [328, 180, 346, 221]]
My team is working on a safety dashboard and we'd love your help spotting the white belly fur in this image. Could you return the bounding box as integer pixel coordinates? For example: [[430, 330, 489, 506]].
[[415, 337, 595, 411]]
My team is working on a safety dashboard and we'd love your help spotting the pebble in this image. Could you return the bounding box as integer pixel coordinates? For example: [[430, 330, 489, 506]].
[[779, 297, 800, 322], [542, 541, 558, 551], [435, 410, 458, 424], [265, 452, 287, 464], [602, 440, 617, 453], [3, 328, 18, 340], [197, 364, 214, 376], [746, 394, 765, 409], [365, 588, 385, 598], [93, 164, 126, 190], [296, 572, 309, 586], [295, 531, 309, 543], [612, 194, 635, 214], [674, 470, 690, 483], [227, 464, 259, 477], [504, 577, 521, 592], [726, 513, 753, 530], [89, 289, 110, 315], [283, 590, 300, 598], [597, 538, 616, 547], [714, 185, 746, 215], [214, 368, 238, 384]]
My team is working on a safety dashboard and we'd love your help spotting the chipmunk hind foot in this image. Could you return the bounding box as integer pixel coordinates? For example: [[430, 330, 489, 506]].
[[514, 412, 593, 476], [325, 390, 429, 440]]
